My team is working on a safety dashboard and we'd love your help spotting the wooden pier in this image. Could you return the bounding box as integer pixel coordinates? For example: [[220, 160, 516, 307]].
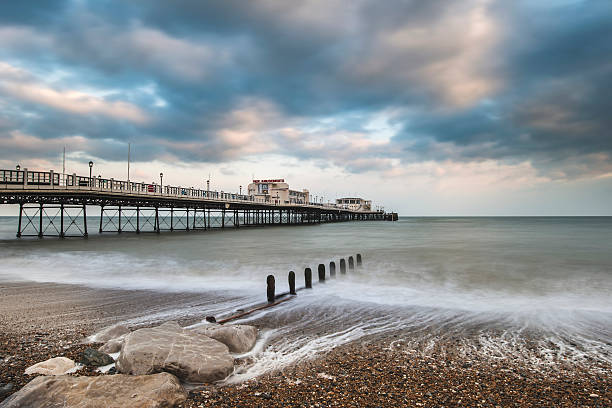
[[0, 168, 389, 238]]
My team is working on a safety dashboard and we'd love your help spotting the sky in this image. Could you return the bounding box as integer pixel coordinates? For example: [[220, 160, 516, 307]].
[[1, 0, 611, 215]]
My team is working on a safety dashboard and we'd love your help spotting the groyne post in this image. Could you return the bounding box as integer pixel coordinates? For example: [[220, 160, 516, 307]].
[[267, 275, 275, 303], [289, 271, 296, 295], [305, 268, 312, 288], [340, 258, 346, 274], [318, 264, 326, 282], [329, 261, 336, 278], [348, 256, 354, 270], [356, 253, 362, 267]]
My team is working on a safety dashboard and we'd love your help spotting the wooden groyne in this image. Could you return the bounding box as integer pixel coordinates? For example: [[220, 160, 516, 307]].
[[212, 254, 365, 324]]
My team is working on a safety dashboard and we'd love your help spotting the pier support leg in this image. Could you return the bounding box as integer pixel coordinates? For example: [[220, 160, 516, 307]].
[[155, 207, 160, 233], [99, 206, 104, 233], [38, 203, 43, 238], [136, 206, 140, 233], [16, 203, 23, 238], [118, 205, 122, 233], [186, 208, 190, 231], [170, 207, 174, 231], [60, 204, 65, 238], [83, 204, 88, 238], [222, 209, 225, 228]]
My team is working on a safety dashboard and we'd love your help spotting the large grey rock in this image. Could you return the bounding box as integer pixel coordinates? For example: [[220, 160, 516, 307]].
[[80, 348, 114, 367], [0, 373, 186, 408], [116, 322, 234, 383], [98, 336, 125, 354], [24, 357, 76, 376], [191, 324, 258, 353], [92, 324, 131, 343]]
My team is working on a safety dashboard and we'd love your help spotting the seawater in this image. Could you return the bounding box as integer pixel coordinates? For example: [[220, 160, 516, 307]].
[[1, 216, 611, 379]]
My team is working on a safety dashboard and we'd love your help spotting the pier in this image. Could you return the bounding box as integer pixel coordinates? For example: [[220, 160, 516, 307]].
[[0, 168, 389, 238]]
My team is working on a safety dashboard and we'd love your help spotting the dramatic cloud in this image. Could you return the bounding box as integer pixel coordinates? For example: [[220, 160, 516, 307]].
[[0, 0, 611, 213]]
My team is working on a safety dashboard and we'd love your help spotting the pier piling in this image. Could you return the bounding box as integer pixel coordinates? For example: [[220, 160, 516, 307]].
[[329, 261, 336, 278], [356, 254, 362, 267], [288, 271, 296, 295], [305, 268, 312, 288], [340, 258, 347, 274], [318, 264, 326, 282], [348, 256, 354, 270], [267, 275, 275, 303]]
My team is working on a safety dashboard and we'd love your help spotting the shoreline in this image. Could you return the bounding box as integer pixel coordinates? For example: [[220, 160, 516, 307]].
[[1, 280, 610, 406]]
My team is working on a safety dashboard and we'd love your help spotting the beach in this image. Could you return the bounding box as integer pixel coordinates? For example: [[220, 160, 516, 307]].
[[1, 280, 610, 407]]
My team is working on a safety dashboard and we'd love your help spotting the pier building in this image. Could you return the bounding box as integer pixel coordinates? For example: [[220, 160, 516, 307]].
[[247, 179, 309, 205], [336, 198, 372, 212]]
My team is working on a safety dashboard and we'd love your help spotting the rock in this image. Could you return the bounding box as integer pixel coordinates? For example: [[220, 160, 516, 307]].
[[93, 324, 131, 343], [24, 357, 76, 376], [0, 383, 13, 397], [80, 348, 114, 367], [191, 324, 258, 353], [99, 336, 125, 354], [0, 373, 186, 408], [116, 322, 234, 383]]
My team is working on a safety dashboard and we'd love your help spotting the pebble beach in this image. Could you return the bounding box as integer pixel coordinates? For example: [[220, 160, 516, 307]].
[[1, 281, 610, 407]]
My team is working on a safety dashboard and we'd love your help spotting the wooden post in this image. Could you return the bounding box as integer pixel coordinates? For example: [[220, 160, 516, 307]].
[[305, 268, 312, 288], [356, 253, 362, 267], [289, 271, 296, 295], [329, 261, 336, 278], [340, 258, 346, 274], [267, 275, 275, 303], [318, 263, 325, 282], [348, 256, 354, 270]]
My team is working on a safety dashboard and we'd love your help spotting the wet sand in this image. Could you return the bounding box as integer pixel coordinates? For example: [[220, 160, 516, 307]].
[[1, 281, 610, 407]]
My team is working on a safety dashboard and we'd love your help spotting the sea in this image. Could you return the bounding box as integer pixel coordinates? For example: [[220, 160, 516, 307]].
[[1, 216, 611, 381]]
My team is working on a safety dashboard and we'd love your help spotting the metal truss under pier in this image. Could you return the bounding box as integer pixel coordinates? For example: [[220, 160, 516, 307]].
[[5, 193, 385, 239]]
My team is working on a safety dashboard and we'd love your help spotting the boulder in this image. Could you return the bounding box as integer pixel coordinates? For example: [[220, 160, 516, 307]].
[[116, 322, 234, 383], [98, 336, 125, 354], [0, 382, 13, 397], [92, 324, 131, 343], [24, 357, 76, 376], [0, 373, 186, 408], [191, 324, 258, 353], [80, 348, 114, 367]]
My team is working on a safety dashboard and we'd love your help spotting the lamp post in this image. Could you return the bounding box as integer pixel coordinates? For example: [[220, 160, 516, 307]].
[[16, 164, 20, 171], [239, 185, 242, 195], [160, 172, 163, 194], [88, 161, 93, 188]]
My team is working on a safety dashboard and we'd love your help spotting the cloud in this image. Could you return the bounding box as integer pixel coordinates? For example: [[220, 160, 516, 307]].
[[0, 0, 611, 188], [0, 62, 150, 124]]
